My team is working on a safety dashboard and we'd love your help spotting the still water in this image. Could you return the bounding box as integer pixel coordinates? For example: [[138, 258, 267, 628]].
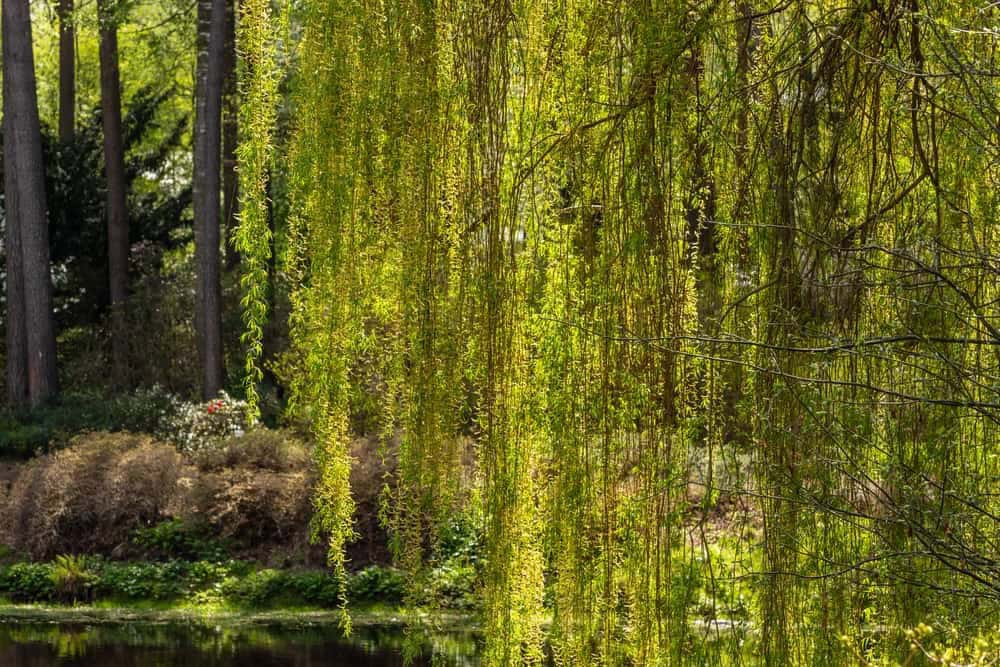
[[0, 620, 481, 666]]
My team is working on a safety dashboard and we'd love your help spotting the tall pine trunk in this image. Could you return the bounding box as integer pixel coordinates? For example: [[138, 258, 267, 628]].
[[3, 100, 28, 406], [194, 0, 226, 399], [57, 0, 74, 141], [98, 0, 129, 388], [2, 0, 59, 407]]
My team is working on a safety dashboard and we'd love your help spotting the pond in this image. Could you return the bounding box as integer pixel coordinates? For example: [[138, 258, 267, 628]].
[[0, 619, 481, 666]]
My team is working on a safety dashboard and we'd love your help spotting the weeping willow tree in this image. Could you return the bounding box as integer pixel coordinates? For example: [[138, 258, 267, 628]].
[[239, 0, 999, 663]]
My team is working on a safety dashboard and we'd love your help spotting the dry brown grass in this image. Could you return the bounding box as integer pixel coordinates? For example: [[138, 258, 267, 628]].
[[191, 428, 311, 473], [0, 428, 432, 567], [0, 432, 183, 558]]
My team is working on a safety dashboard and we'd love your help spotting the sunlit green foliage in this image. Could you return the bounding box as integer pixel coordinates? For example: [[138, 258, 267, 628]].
[[32, 0, 195, 160], [240, 0, 1000, 664], [234, 0, 284, 414]]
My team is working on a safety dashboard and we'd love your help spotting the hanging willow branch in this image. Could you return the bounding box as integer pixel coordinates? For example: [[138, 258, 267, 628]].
[[237, 0, 1000, 663], [234, 0, 281, 416]]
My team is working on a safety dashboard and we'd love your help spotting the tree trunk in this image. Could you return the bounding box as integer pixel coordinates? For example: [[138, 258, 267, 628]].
[[222, 0, 239, 270], [194, 0, 226, 399], [98, 0, 130, 388], [57, 0, 75, 141], [2, 0, 59, 407], [3, 96, 28, 406]]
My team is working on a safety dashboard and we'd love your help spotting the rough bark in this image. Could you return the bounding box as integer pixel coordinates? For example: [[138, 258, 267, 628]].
[[2, 0, 59, 406], [57, 0, 75, 141], [98, 0, 130, 388], [193, 0, 227, 399], [3, 92, 28, 406]]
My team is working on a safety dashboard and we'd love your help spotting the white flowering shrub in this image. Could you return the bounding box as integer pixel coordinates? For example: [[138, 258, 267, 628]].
[[159, 392, 256, 454]]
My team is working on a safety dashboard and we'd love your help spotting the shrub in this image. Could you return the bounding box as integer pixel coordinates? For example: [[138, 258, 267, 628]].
[[160, 392, 254, 454], [49, 554, 98, 603], [191, 428, 310, 473], [0, 388, 183, 459], [220, 568, 346, 608], [0, 562, 56, 601], [0, 421, 51, 458], [0, 389, 266, 460], [110, 387, 184, 435], [219, 568, 287, 606], [0, 395, 112, 457], [183, 469, 313, 546], [0, 558, 435, 609], [0, 432, 183, 559], [424, 561, 477, 610], [287, 571, 344, 607], [98, 561, 187, 600], [92, 560, 247, 601], [176, 428, 317, 562], [131, 520, 228, 562], [0, 428, 322, 565], [348, 565, 406, 604]]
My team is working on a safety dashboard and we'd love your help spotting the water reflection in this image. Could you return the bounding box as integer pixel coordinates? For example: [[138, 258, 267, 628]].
[[0, 620, 481, 666]]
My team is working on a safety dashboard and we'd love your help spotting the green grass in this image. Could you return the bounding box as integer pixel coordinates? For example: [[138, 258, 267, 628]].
[[0, 558, 417, 610], [0, 597, 477, 632]]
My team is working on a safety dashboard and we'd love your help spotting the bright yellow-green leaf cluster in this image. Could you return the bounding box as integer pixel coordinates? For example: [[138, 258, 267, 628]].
[[239, 0, 1000, 663]]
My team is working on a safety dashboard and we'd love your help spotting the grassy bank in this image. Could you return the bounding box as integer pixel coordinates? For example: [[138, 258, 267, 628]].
[[0, 556, 477, 615], [0, 599, 477, 632]]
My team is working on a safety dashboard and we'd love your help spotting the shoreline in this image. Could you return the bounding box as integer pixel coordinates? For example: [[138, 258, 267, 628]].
[[0, 601, 479, 632]]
